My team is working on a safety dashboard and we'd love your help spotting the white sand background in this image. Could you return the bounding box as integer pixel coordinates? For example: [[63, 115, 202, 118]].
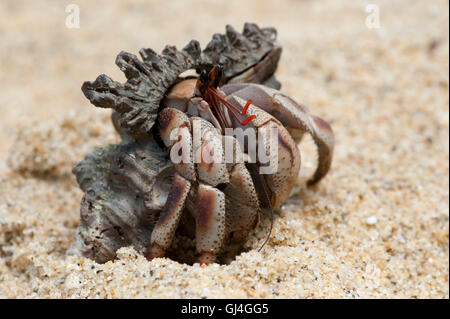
[[0, 0, 448, 298]]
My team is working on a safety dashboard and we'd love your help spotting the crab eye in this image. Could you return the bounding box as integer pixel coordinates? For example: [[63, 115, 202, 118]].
[[217, 64, 223, 79], [200, 70, 208, 84], [214, 64, 223, 87]]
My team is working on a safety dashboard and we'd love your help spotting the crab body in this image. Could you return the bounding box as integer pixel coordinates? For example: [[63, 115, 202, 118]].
[[70, 23, 334, 265], [146, 69, 333, 264]]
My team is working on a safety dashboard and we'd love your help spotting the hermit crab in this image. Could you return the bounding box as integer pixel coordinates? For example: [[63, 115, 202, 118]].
[[69, 23, 334, 265]]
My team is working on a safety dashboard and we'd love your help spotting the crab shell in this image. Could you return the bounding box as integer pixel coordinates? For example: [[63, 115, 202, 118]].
[[70, 23, 333, 264]]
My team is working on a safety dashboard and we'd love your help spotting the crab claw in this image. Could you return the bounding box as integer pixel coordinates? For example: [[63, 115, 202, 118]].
[[222, 83, 334, 185]]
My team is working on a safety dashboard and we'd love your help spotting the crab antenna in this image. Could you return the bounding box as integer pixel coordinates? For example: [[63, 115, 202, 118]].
[[206, 87, 255, 125], [241, 99, 253, 115], [240, 115, 257, 126], [207, 91, 228, 132], [207, 87, 252, 116], [223, 103, 256, 126]]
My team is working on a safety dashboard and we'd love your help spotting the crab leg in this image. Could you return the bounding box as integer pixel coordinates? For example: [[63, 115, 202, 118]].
[[147, 173, 191, 259], [196, 183, 226, 264], [221, 162, 260, 243], [222, 83, 334, 185]]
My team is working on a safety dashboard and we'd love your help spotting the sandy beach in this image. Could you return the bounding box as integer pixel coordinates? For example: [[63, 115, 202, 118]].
[[0, 0, 448, 298]]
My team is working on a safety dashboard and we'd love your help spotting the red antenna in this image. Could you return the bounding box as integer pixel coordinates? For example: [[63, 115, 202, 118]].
[[206, 87, 255, 126]]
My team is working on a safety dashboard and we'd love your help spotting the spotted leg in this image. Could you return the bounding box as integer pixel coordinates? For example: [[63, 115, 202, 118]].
[[221, 136, 261, 242], [222, 83, 334, 185], [147, 107, 194, 260], [191, 117, 229, 264], [147, 173, 191, 259], [195, 184, 226, 264]]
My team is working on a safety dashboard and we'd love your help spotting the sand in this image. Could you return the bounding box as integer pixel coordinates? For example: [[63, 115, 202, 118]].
[[0, 0, 448, 298]]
